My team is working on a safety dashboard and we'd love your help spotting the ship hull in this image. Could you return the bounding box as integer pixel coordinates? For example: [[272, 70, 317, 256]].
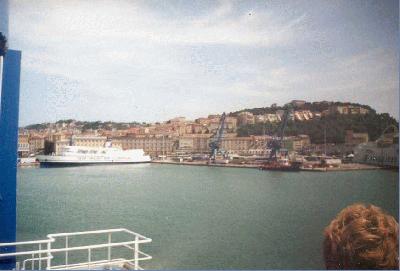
[[259, 165, 301, 172], [259, 161, 302, 172], [39, 160, 151, 168], [36, 147, 152, 167]]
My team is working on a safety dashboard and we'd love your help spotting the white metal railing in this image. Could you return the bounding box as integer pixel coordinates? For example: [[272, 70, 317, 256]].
[[0, 228, 152, 270]]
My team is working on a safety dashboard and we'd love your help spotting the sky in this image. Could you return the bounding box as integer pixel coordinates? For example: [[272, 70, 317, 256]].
[[4, 0, 399, 126]]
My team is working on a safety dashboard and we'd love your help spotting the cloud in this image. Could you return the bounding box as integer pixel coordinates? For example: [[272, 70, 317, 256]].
[[11, 0, 306, 48], [8, 0, 399, 125], [221, 47, 398, 116]]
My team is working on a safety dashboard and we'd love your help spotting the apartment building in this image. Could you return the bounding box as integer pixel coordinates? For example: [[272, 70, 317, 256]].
[[294, 110, 314, 121], [345, 130, 369, 145], [71, 135, 107, 148], [329, 105, 369, 115], [18, 134, 30, 157], [237, 112, 255, 126], [112, 135, 175, 157], [29, 136, 45, 154]]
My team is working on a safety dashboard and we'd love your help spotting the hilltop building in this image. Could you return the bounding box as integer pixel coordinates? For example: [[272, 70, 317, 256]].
[[237, 112, 255, 126]]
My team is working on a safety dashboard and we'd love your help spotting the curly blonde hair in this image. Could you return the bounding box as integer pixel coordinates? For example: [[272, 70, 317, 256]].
[[323, 203, 398, 269]]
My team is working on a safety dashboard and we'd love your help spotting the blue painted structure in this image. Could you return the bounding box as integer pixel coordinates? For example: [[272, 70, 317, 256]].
[[0, 50, 21, 270]]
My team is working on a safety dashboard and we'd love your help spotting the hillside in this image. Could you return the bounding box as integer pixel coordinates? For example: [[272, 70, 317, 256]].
[[237, 112, 398, 144]]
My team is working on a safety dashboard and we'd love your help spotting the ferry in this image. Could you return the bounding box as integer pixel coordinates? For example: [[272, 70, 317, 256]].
[[37, 145, 151, 167]]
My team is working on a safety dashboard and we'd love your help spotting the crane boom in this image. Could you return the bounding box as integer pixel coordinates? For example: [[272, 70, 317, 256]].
[[209, 112, 226, 161], [268, 104, 293, 160]]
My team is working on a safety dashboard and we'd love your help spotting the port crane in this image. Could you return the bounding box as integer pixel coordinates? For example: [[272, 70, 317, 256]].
[[209, 112, 226, 162], [267, 103, 293, 161]]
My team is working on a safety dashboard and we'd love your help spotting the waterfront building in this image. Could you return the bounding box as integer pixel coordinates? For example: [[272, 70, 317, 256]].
[[17, 134, 30, 157], [221, 135, 252, 154], [354, 135, 399, 168], [176, 134, 211, 154], [246, 135, 271, 156], [55, 140, 71, 154], [283, 135, 311, 152], [28, 136, 45, 154], [112, 135, 175, 157], [174, 134, 271, 156], [71, 135, 107, 148]]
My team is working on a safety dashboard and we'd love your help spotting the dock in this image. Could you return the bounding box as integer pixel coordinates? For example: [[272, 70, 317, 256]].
[[151, 161, 383, 172], [152, 160, 260, 169]]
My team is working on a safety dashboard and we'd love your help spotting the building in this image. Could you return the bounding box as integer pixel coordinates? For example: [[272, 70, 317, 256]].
[[237, 112, 255, 126], [345, 130, 369, 145], [71, 135, 107, 148], [276, 109, 294, 121], [255, 115, 267, 123], [329, 105, 369, 115], [266, 114, 281, 123], [195, 117, 210, 126], [175, 134, 271, 156], [294, 110, 314, 121], [112, 135, 175, 157], [254, 114, 281, 123], [29, 136, 45, 154], [18, 134, 30, 157], [169, 117, 186, 124], [291, 100, 306, 107], [55, 140, 71, 154], [283, 135, 311, 152], [224, 117, 237, 131], [208, 118, 221, 133]]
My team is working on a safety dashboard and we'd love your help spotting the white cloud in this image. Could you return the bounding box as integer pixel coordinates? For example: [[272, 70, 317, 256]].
[[9, 0, 399, 125]]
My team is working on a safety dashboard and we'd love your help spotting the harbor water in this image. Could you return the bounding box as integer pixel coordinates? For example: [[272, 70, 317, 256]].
[[17, 164, 398, 269]]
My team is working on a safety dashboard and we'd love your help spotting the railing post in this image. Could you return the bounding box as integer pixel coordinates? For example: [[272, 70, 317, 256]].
[[38, 243, 42, 270], [88, 248, 91, 270], [134, 235, 138, 270], [107, 233, 111, 264], [46, 241, 51, 270], [65, 236, 68, 268], [31, 253, 34, 270]]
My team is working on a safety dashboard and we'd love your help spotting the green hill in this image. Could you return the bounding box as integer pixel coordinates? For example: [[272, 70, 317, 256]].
[[237, 112, 398, 144]]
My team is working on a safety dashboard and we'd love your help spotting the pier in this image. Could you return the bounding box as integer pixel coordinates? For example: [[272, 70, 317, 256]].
[[151, 160, 382, 172]]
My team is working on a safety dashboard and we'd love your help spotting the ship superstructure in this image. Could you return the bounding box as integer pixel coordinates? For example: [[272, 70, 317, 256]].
[[37, 145, 151, 166]]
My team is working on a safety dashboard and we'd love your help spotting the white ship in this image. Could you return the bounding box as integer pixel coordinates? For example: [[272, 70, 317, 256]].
[[37, 145, 151, 167]]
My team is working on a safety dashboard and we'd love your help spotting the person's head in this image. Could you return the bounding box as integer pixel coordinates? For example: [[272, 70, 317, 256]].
[[323, 203, 398, 269]]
